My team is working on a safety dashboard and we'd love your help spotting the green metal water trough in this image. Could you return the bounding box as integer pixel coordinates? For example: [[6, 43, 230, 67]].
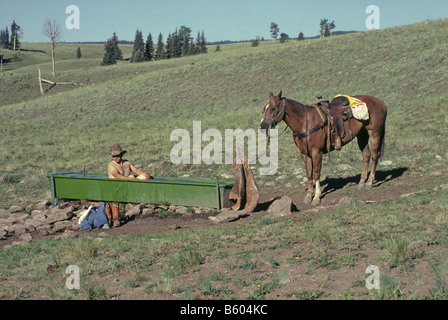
[[47, 172, 234, 209]]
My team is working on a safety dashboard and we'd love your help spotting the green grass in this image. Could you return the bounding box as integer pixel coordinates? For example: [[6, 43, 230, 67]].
[[0, 186, 447, 299], [1, 19, 448, 300], [1, 19, 447, 208]]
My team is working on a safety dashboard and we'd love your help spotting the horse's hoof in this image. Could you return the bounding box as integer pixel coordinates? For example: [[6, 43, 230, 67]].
[[357, 182, 365, 190], [365, 182, 373, 190], [312, 198, 321, 206], [304, 195, 312, 204]]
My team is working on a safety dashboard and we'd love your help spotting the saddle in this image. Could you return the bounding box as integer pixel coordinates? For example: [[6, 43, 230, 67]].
[[311, 95, 353, 151], [229, 154, 259, 212]]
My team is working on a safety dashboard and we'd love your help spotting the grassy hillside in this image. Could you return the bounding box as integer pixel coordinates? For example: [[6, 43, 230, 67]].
[[1, 19, 448, 301], [0, 19, 447, 209]]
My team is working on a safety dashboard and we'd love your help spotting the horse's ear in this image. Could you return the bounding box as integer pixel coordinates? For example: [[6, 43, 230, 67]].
[[269, 91, 273, 97], [278, 91, 282, 99]]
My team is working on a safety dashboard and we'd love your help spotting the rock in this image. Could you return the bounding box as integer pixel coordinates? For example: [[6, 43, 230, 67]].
[[24, 218, 46, 229], [9, 223, 27, 235], [142, 208, 155, 216], [46, 206, 74, 224], [193, 207, 204, 214], [124, 203, 144, 218], [7, 212, 30, 224], [175, 206, 191, 215], [31, 210, 46, 221], [53, 220, 73, 233], [36, 224, 52, 236], [0, 209, 9, 219], [435, 155, 443, 161], [19, 233, 32, 243], [209, 208, 248, 223], [267, 196, 293, 217], [0, 229, 7, 240], [9, 205, 25, 213]]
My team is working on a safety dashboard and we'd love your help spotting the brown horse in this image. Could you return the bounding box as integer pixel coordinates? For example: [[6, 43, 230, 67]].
[[260, 91, 387, 205]]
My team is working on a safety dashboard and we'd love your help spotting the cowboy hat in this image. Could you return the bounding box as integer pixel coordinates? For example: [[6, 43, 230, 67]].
[[109, 144, 127, 157]]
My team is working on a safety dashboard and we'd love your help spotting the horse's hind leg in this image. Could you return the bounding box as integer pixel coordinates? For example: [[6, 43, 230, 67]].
[[365, 129, 383, 189], [357, 128, 371, 189]]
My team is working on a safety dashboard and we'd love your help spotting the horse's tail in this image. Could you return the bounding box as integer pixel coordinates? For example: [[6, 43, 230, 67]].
[[379, 120, 386, 158]]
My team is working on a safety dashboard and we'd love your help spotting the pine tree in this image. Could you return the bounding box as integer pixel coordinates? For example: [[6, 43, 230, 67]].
[[0, 27, 10, 49], [144, 33, 154, 61], [188, 40, 199, 55], [0, 29, 5, 48], [195, 32, 201, 52], [297, 32, 304, 41], [200, 30, 207, 53], [167, 28, 181, 58], [179, 26, 192, 56], [111, 32, 122, 60], [130, 29, 145, 62], [101, 39, 116, 66], [76, 47, 82, 58], [155, 33, 165, 60], [166, 32, 172, 59]]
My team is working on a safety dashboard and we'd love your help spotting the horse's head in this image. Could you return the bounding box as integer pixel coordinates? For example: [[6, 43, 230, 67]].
[[260, 91, 285, 134]]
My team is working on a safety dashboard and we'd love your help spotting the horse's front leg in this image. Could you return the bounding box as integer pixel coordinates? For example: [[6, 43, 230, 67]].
[[311, 150, 323, 205], [301, 153, 313, 204]]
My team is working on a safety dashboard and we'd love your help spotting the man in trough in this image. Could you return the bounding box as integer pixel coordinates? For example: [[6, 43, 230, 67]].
[[106, 143, 151, 227]]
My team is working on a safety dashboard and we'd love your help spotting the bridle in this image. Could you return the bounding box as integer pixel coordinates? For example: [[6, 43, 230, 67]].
[[262, 98, 286, 128]]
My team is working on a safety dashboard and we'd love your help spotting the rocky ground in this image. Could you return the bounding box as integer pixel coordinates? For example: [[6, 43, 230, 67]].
[[0, 195, 299, 248]]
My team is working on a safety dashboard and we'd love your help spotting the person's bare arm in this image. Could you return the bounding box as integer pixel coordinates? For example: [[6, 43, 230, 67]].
[[129, 162, 151, 179]]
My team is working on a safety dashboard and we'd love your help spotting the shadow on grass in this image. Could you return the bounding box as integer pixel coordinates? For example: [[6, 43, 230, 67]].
[[320, 166, 409, 199]]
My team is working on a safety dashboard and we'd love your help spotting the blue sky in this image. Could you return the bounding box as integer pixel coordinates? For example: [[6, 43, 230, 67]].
[[1, 0, 447, 43]]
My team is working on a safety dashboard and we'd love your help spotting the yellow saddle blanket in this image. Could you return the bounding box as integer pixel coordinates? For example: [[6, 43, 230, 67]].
[[335, 94, 369, 121]]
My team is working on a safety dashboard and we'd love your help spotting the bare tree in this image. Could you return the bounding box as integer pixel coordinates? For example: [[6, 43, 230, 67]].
[[42, 18, 62, 77]]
